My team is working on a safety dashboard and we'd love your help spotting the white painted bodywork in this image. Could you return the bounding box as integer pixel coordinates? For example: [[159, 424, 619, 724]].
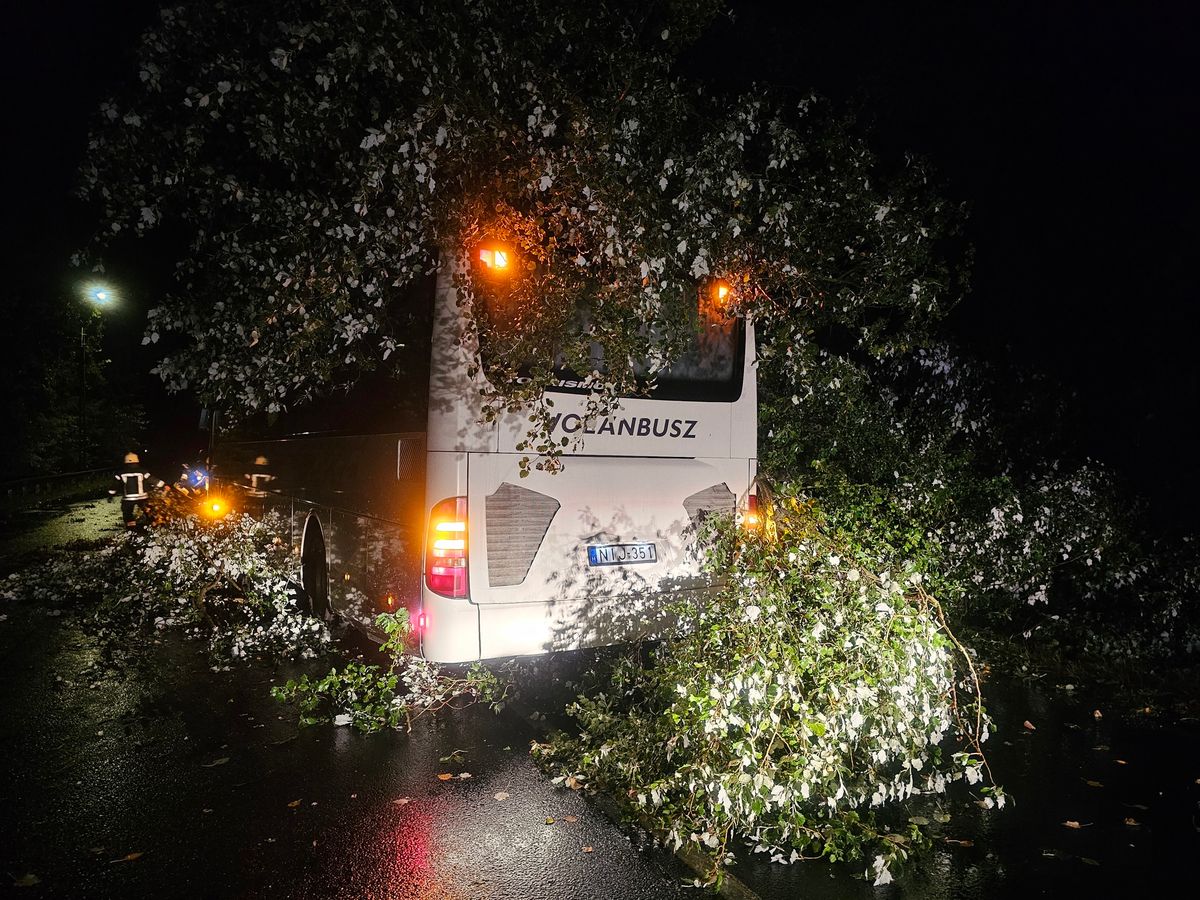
[[421, 268, 757, 663]]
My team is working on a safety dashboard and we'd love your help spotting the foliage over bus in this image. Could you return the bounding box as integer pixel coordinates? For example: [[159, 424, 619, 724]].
[[80, 0, 965, 464]]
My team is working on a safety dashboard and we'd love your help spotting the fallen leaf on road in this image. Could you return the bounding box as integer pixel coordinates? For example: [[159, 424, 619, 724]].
[[1093, 709, 1103, 720], [493, 792, 510, 801], [202, 757, 230, 768], [1114, 759, 1127, 765], [12, 874, 41, 888], [943, 838, 974, 847], [545, 817, 556, 825], [436, 773, 454, 781], [582, 846, 594, 853], [110, 852, 144, 864], [392, 798, 411, 805], [564, 815, 578, 823], [457, 772, 472, 780], [1124, 817, 1141, 826], [1084, 780, 1104, 788], [1081, 857, 1100, 866], [1092, 745, 1110, 751], [566, 775, 582, 789], [1023, 720, 1037, 731], [1062, 820, 1091, 829], [439, 750, 466, 763], [287, 799, 302, 808]]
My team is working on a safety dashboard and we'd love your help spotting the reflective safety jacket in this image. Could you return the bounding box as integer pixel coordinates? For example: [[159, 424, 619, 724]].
[[117, 467, 152, 501], [245, 470, 274, 497]]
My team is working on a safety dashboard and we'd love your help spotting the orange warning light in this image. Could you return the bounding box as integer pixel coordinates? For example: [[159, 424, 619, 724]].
[[477, 244, 511, 273]]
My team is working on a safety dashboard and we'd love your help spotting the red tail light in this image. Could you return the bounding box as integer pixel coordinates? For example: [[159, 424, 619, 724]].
[[425, 496, 468, 598]]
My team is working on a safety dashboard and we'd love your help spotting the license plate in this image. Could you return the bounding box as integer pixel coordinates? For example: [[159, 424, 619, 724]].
[[587, 542, 657, 567]]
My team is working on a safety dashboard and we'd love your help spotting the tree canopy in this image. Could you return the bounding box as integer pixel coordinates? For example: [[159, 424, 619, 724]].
[[82, 0, 965, 452]]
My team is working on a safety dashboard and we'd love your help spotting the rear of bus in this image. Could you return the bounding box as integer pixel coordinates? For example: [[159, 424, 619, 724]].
[[419, 267, 757, 663]]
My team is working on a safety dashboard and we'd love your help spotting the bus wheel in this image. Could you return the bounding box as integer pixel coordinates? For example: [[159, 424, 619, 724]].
[[300, 515, 331, 621]]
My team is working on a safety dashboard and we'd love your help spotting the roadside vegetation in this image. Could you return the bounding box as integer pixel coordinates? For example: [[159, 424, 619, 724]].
[[3, 499, 326, 661], [758, 346, 1200, 668], [2, 494, 504, 729]]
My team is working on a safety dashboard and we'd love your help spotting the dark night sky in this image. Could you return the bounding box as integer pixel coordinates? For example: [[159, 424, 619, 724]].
[[1, 1, 1196, 526]]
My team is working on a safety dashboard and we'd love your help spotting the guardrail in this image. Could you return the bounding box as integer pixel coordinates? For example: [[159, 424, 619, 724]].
[[1, 467, 113, 507]]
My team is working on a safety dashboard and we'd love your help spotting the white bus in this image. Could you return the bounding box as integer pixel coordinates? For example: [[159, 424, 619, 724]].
[[214, 258, 757, 663]]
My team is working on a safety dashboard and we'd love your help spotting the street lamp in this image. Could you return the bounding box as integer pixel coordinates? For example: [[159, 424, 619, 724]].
[[78, 281, 116, 466], [82, 281, 116, 307]]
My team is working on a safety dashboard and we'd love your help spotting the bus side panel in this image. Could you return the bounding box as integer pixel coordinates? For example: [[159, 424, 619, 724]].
[[419, 450, 481, 663], [319, 509, 419, 628], [213, 433, 423, 522], [212, 433, 426, 631]]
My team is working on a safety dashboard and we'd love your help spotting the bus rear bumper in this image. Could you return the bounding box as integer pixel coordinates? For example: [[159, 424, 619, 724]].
[[418, 590, 481, 663]]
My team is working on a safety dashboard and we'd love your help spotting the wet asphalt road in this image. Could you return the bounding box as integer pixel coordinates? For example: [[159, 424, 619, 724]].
[[2, 500, 1198, 898], [0, 600, 688, 898]]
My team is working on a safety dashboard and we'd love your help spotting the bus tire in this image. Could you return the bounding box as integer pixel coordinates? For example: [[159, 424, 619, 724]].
[[300, 513, 331, 621]]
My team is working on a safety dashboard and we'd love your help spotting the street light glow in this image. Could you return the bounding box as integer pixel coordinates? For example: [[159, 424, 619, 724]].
[[81, 281, 117, 307]]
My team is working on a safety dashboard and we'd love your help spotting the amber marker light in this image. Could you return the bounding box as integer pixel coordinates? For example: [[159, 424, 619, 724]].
[[702, 277, 736, 319], [477, 242, 512, 273], [741, 494, 761, 530], [205, 498, 228, 518]]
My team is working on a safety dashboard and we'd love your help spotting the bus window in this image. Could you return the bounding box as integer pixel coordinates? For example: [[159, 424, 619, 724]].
[[476, 291, 744, 403]]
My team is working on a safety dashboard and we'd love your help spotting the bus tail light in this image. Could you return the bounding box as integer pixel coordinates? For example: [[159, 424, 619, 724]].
[[426, 496, 468, 598]]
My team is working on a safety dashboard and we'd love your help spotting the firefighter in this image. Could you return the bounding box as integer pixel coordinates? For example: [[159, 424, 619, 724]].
[[189, 453, 211, 491], [116, 451, 152, 527], [176, 461, 194, 494]]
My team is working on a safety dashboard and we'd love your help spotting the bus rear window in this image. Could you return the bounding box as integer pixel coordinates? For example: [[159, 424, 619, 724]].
[[477, 294, 744, 403], [633, 317, 743, 402]]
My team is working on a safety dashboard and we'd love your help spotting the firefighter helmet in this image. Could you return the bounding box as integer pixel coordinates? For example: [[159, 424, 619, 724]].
[[123, 452, 140, 464]]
